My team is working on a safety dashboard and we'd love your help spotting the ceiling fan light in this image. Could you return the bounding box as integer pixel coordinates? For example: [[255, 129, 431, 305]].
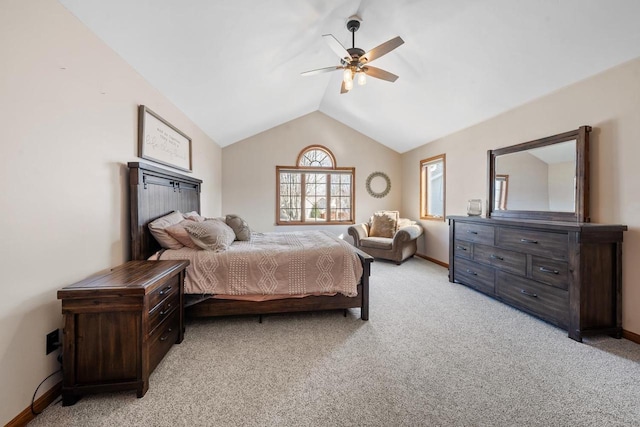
[[343, 68, 353, 83], [357, 72, 366, 86], [344, 79, 354, 91]]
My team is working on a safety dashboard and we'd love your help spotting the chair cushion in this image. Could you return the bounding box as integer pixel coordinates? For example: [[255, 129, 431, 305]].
[[360, 236, 394, 250], [369, 211, 399, 238]]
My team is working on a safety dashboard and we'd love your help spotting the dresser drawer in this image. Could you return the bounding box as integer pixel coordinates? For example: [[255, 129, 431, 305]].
[[496, 271, 568, 328], [453, 240, 472, 259], [149, 310, 180, 373], [454, 222, 495, 245], [496, 227, 568, 260], [148, 275, 180, 310], [473, 243, 526, 276], [453, 258, 495, 294], [148, 289, 179, 336], [531, 256, 569, 290]]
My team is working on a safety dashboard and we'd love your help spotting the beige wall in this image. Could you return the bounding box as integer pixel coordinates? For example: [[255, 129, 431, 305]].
[[496, 152, 549, 211], [222, 111, 402, 240], [0, 1, 222, 423], [401, 56, 640, 337]]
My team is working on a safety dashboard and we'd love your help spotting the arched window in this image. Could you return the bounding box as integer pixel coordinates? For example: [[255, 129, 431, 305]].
[[277, 146, 354, 225]]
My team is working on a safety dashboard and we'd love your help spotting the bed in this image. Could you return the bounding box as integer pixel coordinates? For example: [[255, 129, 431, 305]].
[[128, 162, 373, 320]]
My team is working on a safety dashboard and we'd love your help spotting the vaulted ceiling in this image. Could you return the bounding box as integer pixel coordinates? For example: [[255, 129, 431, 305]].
[[58, 0, 640, 153]]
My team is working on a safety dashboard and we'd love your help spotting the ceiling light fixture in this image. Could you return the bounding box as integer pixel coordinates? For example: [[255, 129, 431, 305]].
[[301, 16, 404, 94]]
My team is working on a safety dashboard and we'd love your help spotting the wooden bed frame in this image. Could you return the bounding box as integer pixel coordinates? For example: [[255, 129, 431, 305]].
[[128, 162, 373, 320]]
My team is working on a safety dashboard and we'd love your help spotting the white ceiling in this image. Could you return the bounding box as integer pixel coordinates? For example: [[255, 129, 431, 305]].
[[58, 0, 640, 153]]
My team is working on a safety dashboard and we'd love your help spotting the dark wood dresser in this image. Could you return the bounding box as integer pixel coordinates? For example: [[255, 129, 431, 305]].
[[57, 260, 189, 405], [448, 216, 626, 342]]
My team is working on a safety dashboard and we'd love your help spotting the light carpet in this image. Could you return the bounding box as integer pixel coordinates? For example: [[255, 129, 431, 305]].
[[31, 258, 640, 426]]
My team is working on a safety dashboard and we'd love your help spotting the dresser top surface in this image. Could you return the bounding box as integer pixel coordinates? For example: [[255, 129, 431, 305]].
[[58, 260, 189, 298], [448, 215, 627, 233]]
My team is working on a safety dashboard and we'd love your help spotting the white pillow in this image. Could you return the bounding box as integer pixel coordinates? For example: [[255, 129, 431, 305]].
[[148, 211, 185, 249]]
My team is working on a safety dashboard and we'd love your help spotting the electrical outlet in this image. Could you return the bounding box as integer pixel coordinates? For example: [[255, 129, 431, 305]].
[[46, 329, 59, 355]]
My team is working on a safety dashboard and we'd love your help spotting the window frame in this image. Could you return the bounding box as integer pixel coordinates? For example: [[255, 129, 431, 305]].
[[276, 146, 355, 226], [420, 154, 446, 221]]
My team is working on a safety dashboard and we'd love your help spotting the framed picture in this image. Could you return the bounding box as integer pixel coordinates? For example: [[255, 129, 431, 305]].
[[138, 105, 192, 172]]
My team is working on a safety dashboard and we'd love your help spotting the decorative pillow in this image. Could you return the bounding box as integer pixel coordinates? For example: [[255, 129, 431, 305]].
[[165, 220, 198, 249], [183, 219, 235, 252], [226, 214, 251, 241], [369, 211, 399, 238], [148, 211, 185, 249]]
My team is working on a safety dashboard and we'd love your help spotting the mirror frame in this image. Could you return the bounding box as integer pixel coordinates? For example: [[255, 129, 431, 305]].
[[487, 126, 591, 222]]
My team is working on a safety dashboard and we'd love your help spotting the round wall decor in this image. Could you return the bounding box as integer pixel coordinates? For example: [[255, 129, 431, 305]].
[[366, 171, 391, 198]]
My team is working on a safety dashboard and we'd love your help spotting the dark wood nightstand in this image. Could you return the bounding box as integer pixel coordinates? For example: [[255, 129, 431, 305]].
[[57, 260, 189, 405]]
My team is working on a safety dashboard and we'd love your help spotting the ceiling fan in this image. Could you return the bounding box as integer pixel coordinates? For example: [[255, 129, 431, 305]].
[[301, 16, 404, 94]]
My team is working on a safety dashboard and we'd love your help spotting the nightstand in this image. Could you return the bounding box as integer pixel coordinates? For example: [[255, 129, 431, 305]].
[[57, 260, 189, 405]]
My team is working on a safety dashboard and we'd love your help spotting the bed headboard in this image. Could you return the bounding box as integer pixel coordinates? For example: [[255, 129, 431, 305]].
[[128, 162, 202, 260]]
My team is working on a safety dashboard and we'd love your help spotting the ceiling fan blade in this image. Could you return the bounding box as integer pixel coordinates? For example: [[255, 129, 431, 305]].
[[361, 36, 404, 63], [301, 66, 343, 76], [340, 80, 350, 94], [323, 34, 351, 61], [363, 66, 399, 82]]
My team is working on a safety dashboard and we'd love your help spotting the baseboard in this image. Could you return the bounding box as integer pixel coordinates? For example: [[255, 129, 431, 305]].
[[6, 381, 61, 427], [623, 329, 640, 345], [415, 253, 449, 269]]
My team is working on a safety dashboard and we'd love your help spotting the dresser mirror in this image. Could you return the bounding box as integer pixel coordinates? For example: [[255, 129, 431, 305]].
[[487, 126, 591, 222]]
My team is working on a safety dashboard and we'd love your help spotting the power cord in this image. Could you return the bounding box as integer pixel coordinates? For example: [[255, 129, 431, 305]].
[[31, 367, 62, 415]]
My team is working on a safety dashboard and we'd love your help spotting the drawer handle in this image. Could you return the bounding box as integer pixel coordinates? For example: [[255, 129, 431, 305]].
[[520, 289, 538, 298], [490, 254, 504, 261], [160, 303, 172, 316], [159, 328, 173, 342], [520, 238, 538, 244], [539, 267, 560, 275], [465, 269, 477, 276], [466, 230, 478, 235], [456, 245, 467, 251], [159, 285, 172, 295]]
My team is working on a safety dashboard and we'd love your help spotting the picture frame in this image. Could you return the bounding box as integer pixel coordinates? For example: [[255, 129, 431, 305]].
[[138, 105, 192, 172]]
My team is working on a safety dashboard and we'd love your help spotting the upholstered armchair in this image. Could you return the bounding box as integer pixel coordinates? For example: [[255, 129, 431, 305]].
[[348, 212, 424, 264]]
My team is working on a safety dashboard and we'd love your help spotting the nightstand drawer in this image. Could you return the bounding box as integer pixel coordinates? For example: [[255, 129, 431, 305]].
[[148, 275, 180, 310], [148, 289, 179, 336], [149, 310, 180, 373], [496, 270, 568, 328]]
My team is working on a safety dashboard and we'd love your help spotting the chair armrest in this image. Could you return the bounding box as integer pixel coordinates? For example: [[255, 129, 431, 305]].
[[348, 223, 370, 246], [393, 224, 424, 245]]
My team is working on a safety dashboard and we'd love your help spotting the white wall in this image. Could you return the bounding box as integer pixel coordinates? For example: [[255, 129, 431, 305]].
[[0, 1, 222, 424], [222, 111, 403, 241], [401, 56, 640, 337]]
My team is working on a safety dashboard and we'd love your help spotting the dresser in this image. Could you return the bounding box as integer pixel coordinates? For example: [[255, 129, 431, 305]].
[[57, 260, 189, 405], [448, 216, 626, 342]]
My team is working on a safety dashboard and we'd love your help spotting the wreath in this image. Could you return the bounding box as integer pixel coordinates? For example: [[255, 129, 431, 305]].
[[365, 172, 391, 198]]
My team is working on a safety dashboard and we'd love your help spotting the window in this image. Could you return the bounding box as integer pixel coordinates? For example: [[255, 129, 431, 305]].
[[277, 146, 355, 225], [420, 154, 445, 220]]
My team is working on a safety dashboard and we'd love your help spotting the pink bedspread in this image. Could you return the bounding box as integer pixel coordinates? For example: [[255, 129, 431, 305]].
[[159, 231, 363, 297]]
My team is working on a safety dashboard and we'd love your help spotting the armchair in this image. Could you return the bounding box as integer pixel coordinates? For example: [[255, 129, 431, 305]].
[[348, 216, 424, 265]]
